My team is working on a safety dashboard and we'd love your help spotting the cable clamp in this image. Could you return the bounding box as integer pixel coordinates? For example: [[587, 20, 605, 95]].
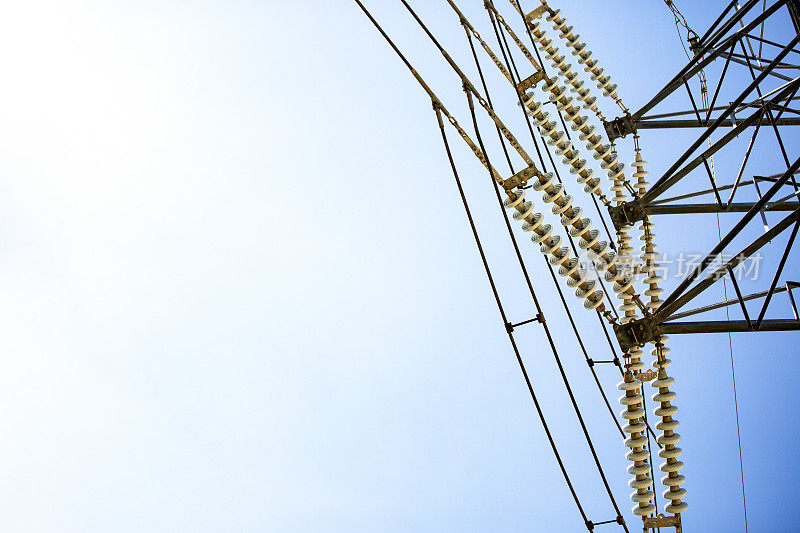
[[502, 165, 539, 190]]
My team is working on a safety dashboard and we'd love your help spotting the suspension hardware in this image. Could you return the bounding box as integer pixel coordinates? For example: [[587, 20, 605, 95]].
[[604, 114, 636, 141], [608, 198, 647, 231], [613, 317, 660, 350], [502, 165, 539, 190], [525, 4, 550, 24], [516, 71, 546, 95]]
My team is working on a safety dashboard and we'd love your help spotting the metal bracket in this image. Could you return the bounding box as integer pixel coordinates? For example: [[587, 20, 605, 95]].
[[635, 369, 657, 382], [608, 197, 647, 230], [516, 71, 545, 94], [688, 34, 701, 56], [524, 4, 550, 24], [643, 514, 682, 532], [502, 165, 538, 190], [604, 113, 636, 141], [613, 317, 660, 351]]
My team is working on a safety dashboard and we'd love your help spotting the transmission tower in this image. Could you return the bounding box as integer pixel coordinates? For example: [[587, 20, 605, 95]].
[[353, 1, 800, 531]]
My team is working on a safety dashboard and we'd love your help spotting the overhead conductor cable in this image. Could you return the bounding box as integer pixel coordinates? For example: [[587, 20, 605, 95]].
[[537, 0, 687, 516], [353, 1, 596, 527]]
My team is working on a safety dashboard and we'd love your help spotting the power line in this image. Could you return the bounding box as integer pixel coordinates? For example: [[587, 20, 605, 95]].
[[400, 1, 630, 527], [456, 2, 627, 441], [354, 0, 599, 526], [432, 99, 593, 529], [464, 83, 628, 532]]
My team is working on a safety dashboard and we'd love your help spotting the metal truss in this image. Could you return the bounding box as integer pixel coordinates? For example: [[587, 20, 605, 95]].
[[608, 0, 800, 346]]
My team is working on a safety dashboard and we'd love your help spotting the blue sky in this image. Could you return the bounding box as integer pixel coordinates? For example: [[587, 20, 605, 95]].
[[0, 1, 798, 531]]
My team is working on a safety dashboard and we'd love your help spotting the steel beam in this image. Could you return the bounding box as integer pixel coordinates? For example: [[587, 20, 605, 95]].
[[698, 0, 742, 47], [789, 0, 800, 34], [669, 287, 787, 320], [700, 0, 764, 48], [647, 201, 799, 214], [635, 117, 800, 129], [650, 181, 755, 205], [633, 0, 787, 121], [643, 47, 800, 203], [656, 205, 800, 320], [660, 319, 800, 334], [720, 51, 795, 81]]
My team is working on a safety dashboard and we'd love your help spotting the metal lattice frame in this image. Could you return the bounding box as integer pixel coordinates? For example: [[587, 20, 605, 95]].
[[606, 0, 800, 343], [354, 0, 800, 531]]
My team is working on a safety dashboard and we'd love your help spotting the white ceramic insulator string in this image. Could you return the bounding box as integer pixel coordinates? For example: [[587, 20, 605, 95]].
[[651, 339, 687, 514], [545, 8, 628, 114], [522, 64, 636, 322], [524, 24, 635, 276], [639, 222, 663, 312], [618, 249, 652, 516], [618, 370, 656, 516], [534, 7, 640, 308], [535, 22, 603, 121], [526, 25, 627, 203], [632, 151, 650, 197], [637, 218, 686, 513], [637, 155, 662, 313], [521, 96, 598, 194], [505, 172, 637, 312], [518, 93, 643, 319], [616, 226, 636, 324], [503, 190, 606, 310], [630, 147, 686, 513]]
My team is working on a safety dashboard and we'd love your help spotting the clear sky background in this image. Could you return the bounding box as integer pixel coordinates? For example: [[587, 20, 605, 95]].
[[1, 1, 798, 531]]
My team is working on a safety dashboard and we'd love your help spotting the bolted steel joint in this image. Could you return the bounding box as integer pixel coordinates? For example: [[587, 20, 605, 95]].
[[613, 316, 660, 351], [608, 197, 646, 230], [643, 513, 682, 530], [516, 71, 546, 95], [603, 113, 636, 141], [502, 165, 539, 191], [524, 4, 550, 24]]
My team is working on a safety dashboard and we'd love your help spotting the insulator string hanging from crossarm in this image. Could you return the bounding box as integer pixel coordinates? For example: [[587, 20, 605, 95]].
[[464, 78, 630, 533], [509, 0, 690, 521], [404, 0, 660, 320], [457, 7, 630, 447], [354, 0, 696, 527]]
